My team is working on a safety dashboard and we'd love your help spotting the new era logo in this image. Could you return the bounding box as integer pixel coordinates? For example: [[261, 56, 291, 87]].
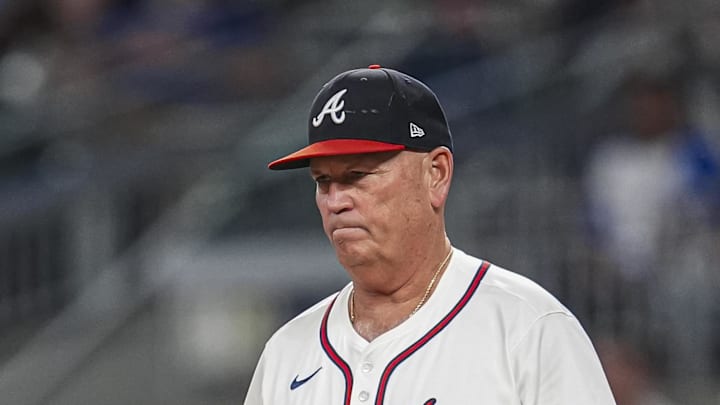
[[409, 122, 425, 138]]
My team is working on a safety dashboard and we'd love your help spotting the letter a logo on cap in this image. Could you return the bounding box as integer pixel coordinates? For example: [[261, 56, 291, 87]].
[[312, 89, 348, 127], [409, 122, 425, 138]]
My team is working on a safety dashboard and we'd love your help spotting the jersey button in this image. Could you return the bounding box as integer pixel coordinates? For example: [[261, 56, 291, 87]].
[[361, 363, 373, 373], [358, 391, 370, 402]]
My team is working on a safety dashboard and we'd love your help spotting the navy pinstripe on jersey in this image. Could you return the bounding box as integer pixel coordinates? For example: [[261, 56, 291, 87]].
[[320, 298, 354, 405]]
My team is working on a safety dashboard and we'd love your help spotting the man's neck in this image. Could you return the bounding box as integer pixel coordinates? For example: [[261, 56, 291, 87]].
[[351, 296, 416, 341], [348, 245, 452, 342]]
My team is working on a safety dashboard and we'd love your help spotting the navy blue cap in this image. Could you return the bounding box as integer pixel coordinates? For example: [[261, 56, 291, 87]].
[[268, 65, 453, 170]]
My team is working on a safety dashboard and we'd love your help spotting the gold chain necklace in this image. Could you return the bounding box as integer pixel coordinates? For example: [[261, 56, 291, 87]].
[[349, 248, 453, 323]]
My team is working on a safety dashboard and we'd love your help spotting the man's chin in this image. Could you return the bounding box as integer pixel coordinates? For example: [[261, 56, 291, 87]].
[[332, 240, 374, 268]]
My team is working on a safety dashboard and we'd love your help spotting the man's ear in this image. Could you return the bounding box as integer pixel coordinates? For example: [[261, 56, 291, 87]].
[[427, 147, 453, 209]]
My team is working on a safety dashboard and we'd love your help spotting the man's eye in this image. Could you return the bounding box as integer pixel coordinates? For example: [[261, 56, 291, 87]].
[[348, 171, 368, 180]]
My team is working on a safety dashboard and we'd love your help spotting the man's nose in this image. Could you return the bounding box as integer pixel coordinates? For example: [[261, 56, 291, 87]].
[[325, 182, 353, 214]]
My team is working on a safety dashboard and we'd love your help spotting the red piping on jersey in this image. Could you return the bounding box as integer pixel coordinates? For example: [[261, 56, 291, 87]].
[[375, 261, 490, 405], [320, 295, 354, 405], [319, 261, 490, 405]]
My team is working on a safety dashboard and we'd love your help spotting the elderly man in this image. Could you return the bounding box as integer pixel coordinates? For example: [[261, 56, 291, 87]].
[[244, 65, 615, 405]]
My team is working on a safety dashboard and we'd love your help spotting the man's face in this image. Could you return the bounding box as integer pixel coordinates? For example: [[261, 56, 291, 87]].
[[310, 151, 434, 271]]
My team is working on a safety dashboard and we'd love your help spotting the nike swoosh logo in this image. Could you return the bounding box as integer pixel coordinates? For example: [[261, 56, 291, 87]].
[[290, 367, 322, 390]]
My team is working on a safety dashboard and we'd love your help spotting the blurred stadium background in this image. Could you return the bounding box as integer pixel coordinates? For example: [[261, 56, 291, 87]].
[[1, 0, 719, 404]]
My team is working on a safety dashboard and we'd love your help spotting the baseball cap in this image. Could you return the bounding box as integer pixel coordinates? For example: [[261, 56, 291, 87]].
[[268, 64, 453, 170]]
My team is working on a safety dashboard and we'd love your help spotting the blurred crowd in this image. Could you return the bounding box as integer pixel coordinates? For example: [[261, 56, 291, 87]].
[[583, 73, 719, 404], [0, 0, 298, 153]]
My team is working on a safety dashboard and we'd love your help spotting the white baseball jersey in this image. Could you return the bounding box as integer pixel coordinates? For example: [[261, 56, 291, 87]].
[[244, 247, 616, 405]]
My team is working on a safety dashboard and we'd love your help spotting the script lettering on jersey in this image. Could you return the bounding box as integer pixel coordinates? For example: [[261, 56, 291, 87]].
[[312, 89, 348, 127]]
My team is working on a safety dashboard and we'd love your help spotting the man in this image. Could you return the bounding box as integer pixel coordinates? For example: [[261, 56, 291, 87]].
[[244, 65, 615, 404]]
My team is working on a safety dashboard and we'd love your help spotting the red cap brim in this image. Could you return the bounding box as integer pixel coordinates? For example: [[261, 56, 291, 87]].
[[268, 139, 406, 170]]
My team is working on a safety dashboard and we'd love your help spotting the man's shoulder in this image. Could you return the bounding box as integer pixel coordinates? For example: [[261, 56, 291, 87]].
[[266, 286, 348, 347], [472, 259, 571, 318]]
